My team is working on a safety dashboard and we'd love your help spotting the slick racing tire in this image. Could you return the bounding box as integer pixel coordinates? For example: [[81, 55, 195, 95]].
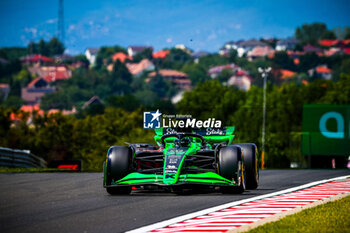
[[235, 143, 259, 189], [105, 146, 132, 195], [218, 145, 245, 194]]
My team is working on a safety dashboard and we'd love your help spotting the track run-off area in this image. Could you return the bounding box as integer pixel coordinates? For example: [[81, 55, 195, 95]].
[[0, 170, 349, 233]]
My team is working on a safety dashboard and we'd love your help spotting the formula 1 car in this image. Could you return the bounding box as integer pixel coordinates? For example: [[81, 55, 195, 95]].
[[103, 127, 259, 195]]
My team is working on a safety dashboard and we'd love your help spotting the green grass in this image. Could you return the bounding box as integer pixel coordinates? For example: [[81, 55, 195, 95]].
[[246, 195, 350, 233]]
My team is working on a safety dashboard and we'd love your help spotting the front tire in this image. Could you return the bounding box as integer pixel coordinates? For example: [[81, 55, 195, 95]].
[[218, 145, 245, 194], [106, 186, 131, 195], [236, 143, 259, 189], [105, 146, 132, 195]]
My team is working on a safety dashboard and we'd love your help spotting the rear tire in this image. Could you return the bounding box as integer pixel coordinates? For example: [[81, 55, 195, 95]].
[[105, 146, 132, 195], [235, 143, 259, 189], [218, 145, 245, 194]]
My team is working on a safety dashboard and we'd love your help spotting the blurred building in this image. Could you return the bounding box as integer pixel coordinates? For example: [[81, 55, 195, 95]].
[[112, 52, 132, 63], [220, 39, 268, 57], [319, 39, 350, 48], [85, 48, 99, 66], [303, 44, 323, 54], [0, 84, 10, 100], [28, 64, 72, 82], [21, 78, 55, 105], [0, 58, 9, 65], [208, 64, 239, 78], [175, 44, 193, 54], [10, 104, 44, 124], [191, 51, 209, 63], [152, 50, 170, 59], [127, 46, 153, 57], [148, 69, 191, 91], [126, 59, 154, 76], [227, 70, 253, 91], [275, 38, 299, 51], [82, 96, 104, 109], [247, 46, 275, 60], [308, 65, 332, 80], [20, 54, 54, 65], [278, 69, 297, 80]]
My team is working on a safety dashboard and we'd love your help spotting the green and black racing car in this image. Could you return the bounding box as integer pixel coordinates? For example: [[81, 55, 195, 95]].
[[103, 126, 259, 195]]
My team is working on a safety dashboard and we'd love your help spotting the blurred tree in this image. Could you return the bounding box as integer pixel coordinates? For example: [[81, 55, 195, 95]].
[[271, 51, 296, 71], [0, 107, 12, 146], [33, 113, 75, 161], [345, 27, 350, 39], [73, 54, 90, 66], [27, 42, 38, 54], [130, 74, 147, 91], [27, 37, 64, 56], [133, 48, 153, 63], [181, 63, 210, 85], [112, 60, 132, 83], [0, 47, 27, 60], [321, 30, 337, 40], [0, 59, 21, 81], [47, 37, 65, 55], [95, 45, 127, 69], [1, 96, 25, 109], [151, 99, 176, 114], [177, 80, 244, 122], [332, 27, 350, 40], [38, 39, 48, 56], [83, 103, 105, 116], [13, 68, 32, 84], [297, 52, 320, 73], [148, 74, 169, 98], [105, 94, 140, 111], [198, 53, 229, 69], [230, 85, 262, 144], [295, 23, 335, 45], [134, 90, 158, 107], [217, 68, 233, 83], [260, 38, 278, 49], [9, 68, 33, 96], [338, 58, 350, 74], [321, 73, 350, 104], [40, 91, 73, 110], [108, 60, 132, 95], [160, 48, 193, 70], [228, 50, 238, 63]]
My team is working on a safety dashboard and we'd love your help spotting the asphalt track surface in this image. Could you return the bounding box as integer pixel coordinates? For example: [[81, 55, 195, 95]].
[[0, 170, 349, 233]]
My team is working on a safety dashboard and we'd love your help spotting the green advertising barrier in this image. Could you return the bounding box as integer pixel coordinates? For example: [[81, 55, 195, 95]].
[[302, 104, 350, 156]]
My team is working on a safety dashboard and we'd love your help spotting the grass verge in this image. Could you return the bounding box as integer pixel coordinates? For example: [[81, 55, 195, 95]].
[[246, 194, 350, 233]]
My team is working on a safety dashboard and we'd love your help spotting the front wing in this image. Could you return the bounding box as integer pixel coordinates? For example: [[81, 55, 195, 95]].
[[104, 172, 238, 188]]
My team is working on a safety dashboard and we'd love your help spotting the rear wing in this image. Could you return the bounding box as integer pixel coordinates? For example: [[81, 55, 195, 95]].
[[154, 127, 235, 145]]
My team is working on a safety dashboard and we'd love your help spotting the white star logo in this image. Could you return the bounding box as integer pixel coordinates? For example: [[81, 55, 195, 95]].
[[151, 109, 161, 122]]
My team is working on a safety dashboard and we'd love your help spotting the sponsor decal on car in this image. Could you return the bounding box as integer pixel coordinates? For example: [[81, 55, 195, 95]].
[[164, 148, 186, 173]]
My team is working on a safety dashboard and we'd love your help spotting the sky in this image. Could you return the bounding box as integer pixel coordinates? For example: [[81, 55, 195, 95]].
[[0, 0, 349, 54]]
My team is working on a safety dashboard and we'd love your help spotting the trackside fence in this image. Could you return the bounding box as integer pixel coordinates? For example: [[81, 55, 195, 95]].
[[0, 147, 47, 168]]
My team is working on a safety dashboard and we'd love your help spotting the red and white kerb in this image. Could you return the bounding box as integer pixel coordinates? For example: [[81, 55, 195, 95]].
[[149, 180, 350, 233]]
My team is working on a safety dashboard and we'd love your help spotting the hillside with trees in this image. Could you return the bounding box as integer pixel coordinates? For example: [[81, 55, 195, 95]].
[[0, 23, 350, 170]]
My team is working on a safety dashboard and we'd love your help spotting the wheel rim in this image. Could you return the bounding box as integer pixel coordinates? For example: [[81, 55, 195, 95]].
[[237, 160, 245, 189]]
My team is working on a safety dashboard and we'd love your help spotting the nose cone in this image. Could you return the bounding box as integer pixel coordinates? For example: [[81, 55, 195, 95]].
[[164, 148, 187, 184]]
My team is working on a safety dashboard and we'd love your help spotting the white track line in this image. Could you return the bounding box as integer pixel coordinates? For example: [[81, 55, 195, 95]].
[[126, 175, 349, 233]]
